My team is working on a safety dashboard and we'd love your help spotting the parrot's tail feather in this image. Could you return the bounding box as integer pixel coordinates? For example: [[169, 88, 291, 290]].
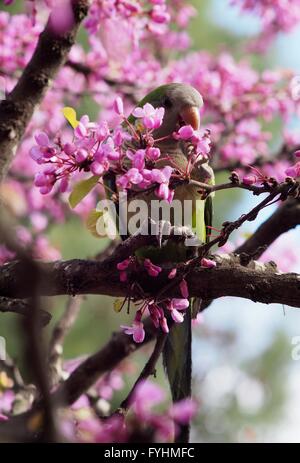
[[162, 305, 192, 443]]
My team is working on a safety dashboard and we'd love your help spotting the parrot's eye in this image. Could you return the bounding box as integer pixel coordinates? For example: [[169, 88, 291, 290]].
[[163, 97, 172, 109]]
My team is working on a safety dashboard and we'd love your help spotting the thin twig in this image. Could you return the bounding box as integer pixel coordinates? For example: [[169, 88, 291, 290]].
[[0, 296, 51, 326], [0, 219, 57, 441], [48, 296, 82, 387], [117, 332, 167, 414]]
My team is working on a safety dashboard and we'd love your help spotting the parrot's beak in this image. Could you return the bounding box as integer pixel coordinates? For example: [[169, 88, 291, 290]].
[[179, 105, 201, 130]]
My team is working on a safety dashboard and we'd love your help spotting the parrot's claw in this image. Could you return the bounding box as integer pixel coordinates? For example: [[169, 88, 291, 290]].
[[169, 225, 194, 241], [138, 218, 172, 248], [169, 225, 202, 249], [155, 220, 172, 248]]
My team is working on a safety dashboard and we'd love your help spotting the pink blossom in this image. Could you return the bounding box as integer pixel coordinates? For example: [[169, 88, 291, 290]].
[[131, 380, 165, 419], [152, 166, 173, 202], [96, 121, 110, 142], [151, 5, 170, 24], [97, 137, 119, 161], [151, 166, 171, 183], [91, 161, 105, 176], [113, 97, 124, 116], [127, 149, 145, 170], [144, 258, 162, 277], [179, 279, 189, 298], [132, 103, 165, 130], [71, 394, 90, 411], [146, 147, 161, 161], [167, 298, 189, 323], [49, 0, 74, 35], [34, 172, 56, 195], [117, 258, 131, 271], [174, 125, 194, 140], [170, 398, 198, 425], [160, 316, 169, 333], [0, 390, 14, 414], [30, 132, 57, 162], [285, 162, 300, 178], [121, 321, 145, 343], [242, 175, 258, 185], [75, 149, 88, 163], [168, 268, 177, 279], [126, 168, 144, 184]]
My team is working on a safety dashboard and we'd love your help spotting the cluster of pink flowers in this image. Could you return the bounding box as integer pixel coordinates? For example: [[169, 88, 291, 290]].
[[85, 0, 171, 37], [168, 53, 300, 169], [30, 115, 116, 194], [121, 298, 190, 343], [119, 260, 191, 342], [1, 360, 197, 442], [129, 380, 198, 441], [231, 0, 300, 50], [0, 11, 41, 76], [30, 100, 212, 202], [61, 380, 197, 442], [285, 150, 300, 178], [117, 255, 219, 343]]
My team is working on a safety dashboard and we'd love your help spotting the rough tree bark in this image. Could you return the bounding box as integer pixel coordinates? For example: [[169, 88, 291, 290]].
[[0, 254, 300, 307]]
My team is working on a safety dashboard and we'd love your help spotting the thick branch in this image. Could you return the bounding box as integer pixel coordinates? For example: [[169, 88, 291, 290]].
[[0, 256, 299, 307], [0, 1, 89, 181]]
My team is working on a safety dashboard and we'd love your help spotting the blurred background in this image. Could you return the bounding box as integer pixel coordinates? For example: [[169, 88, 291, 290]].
[[1, 0, 300, 443]]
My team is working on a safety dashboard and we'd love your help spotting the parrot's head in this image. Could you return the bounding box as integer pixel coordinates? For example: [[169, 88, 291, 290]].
[[131, 83, 203, 140]]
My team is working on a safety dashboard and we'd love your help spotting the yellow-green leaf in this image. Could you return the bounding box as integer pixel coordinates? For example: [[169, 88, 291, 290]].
[[113, 298, 125, 313], [69, 176, 99, 209], [85, 208, 103, 238], [63, 106, 79, 128]]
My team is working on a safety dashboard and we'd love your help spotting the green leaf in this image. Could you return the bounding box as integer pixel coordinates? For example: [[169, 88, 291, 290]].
[[69, 176, 99, 209], [85, 208, 103, 238]]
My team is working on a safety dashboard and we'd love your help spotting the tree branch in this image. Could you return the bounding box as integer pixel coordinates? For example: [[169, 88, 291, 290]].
[[0, 318, 157, 441], [236, 198, 300, 257], [0, 296, 51, 326], [0, 255, 299, 307], [54, 317, 158, 407], [117, 332, 167, 414], [0, 0, 89, 181], [48, 296, 82, 387]]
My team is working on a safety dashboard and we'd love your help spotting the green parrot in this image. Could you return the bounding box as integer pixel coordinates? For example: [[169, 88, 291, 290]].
[[109, 83, 214, 442]]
